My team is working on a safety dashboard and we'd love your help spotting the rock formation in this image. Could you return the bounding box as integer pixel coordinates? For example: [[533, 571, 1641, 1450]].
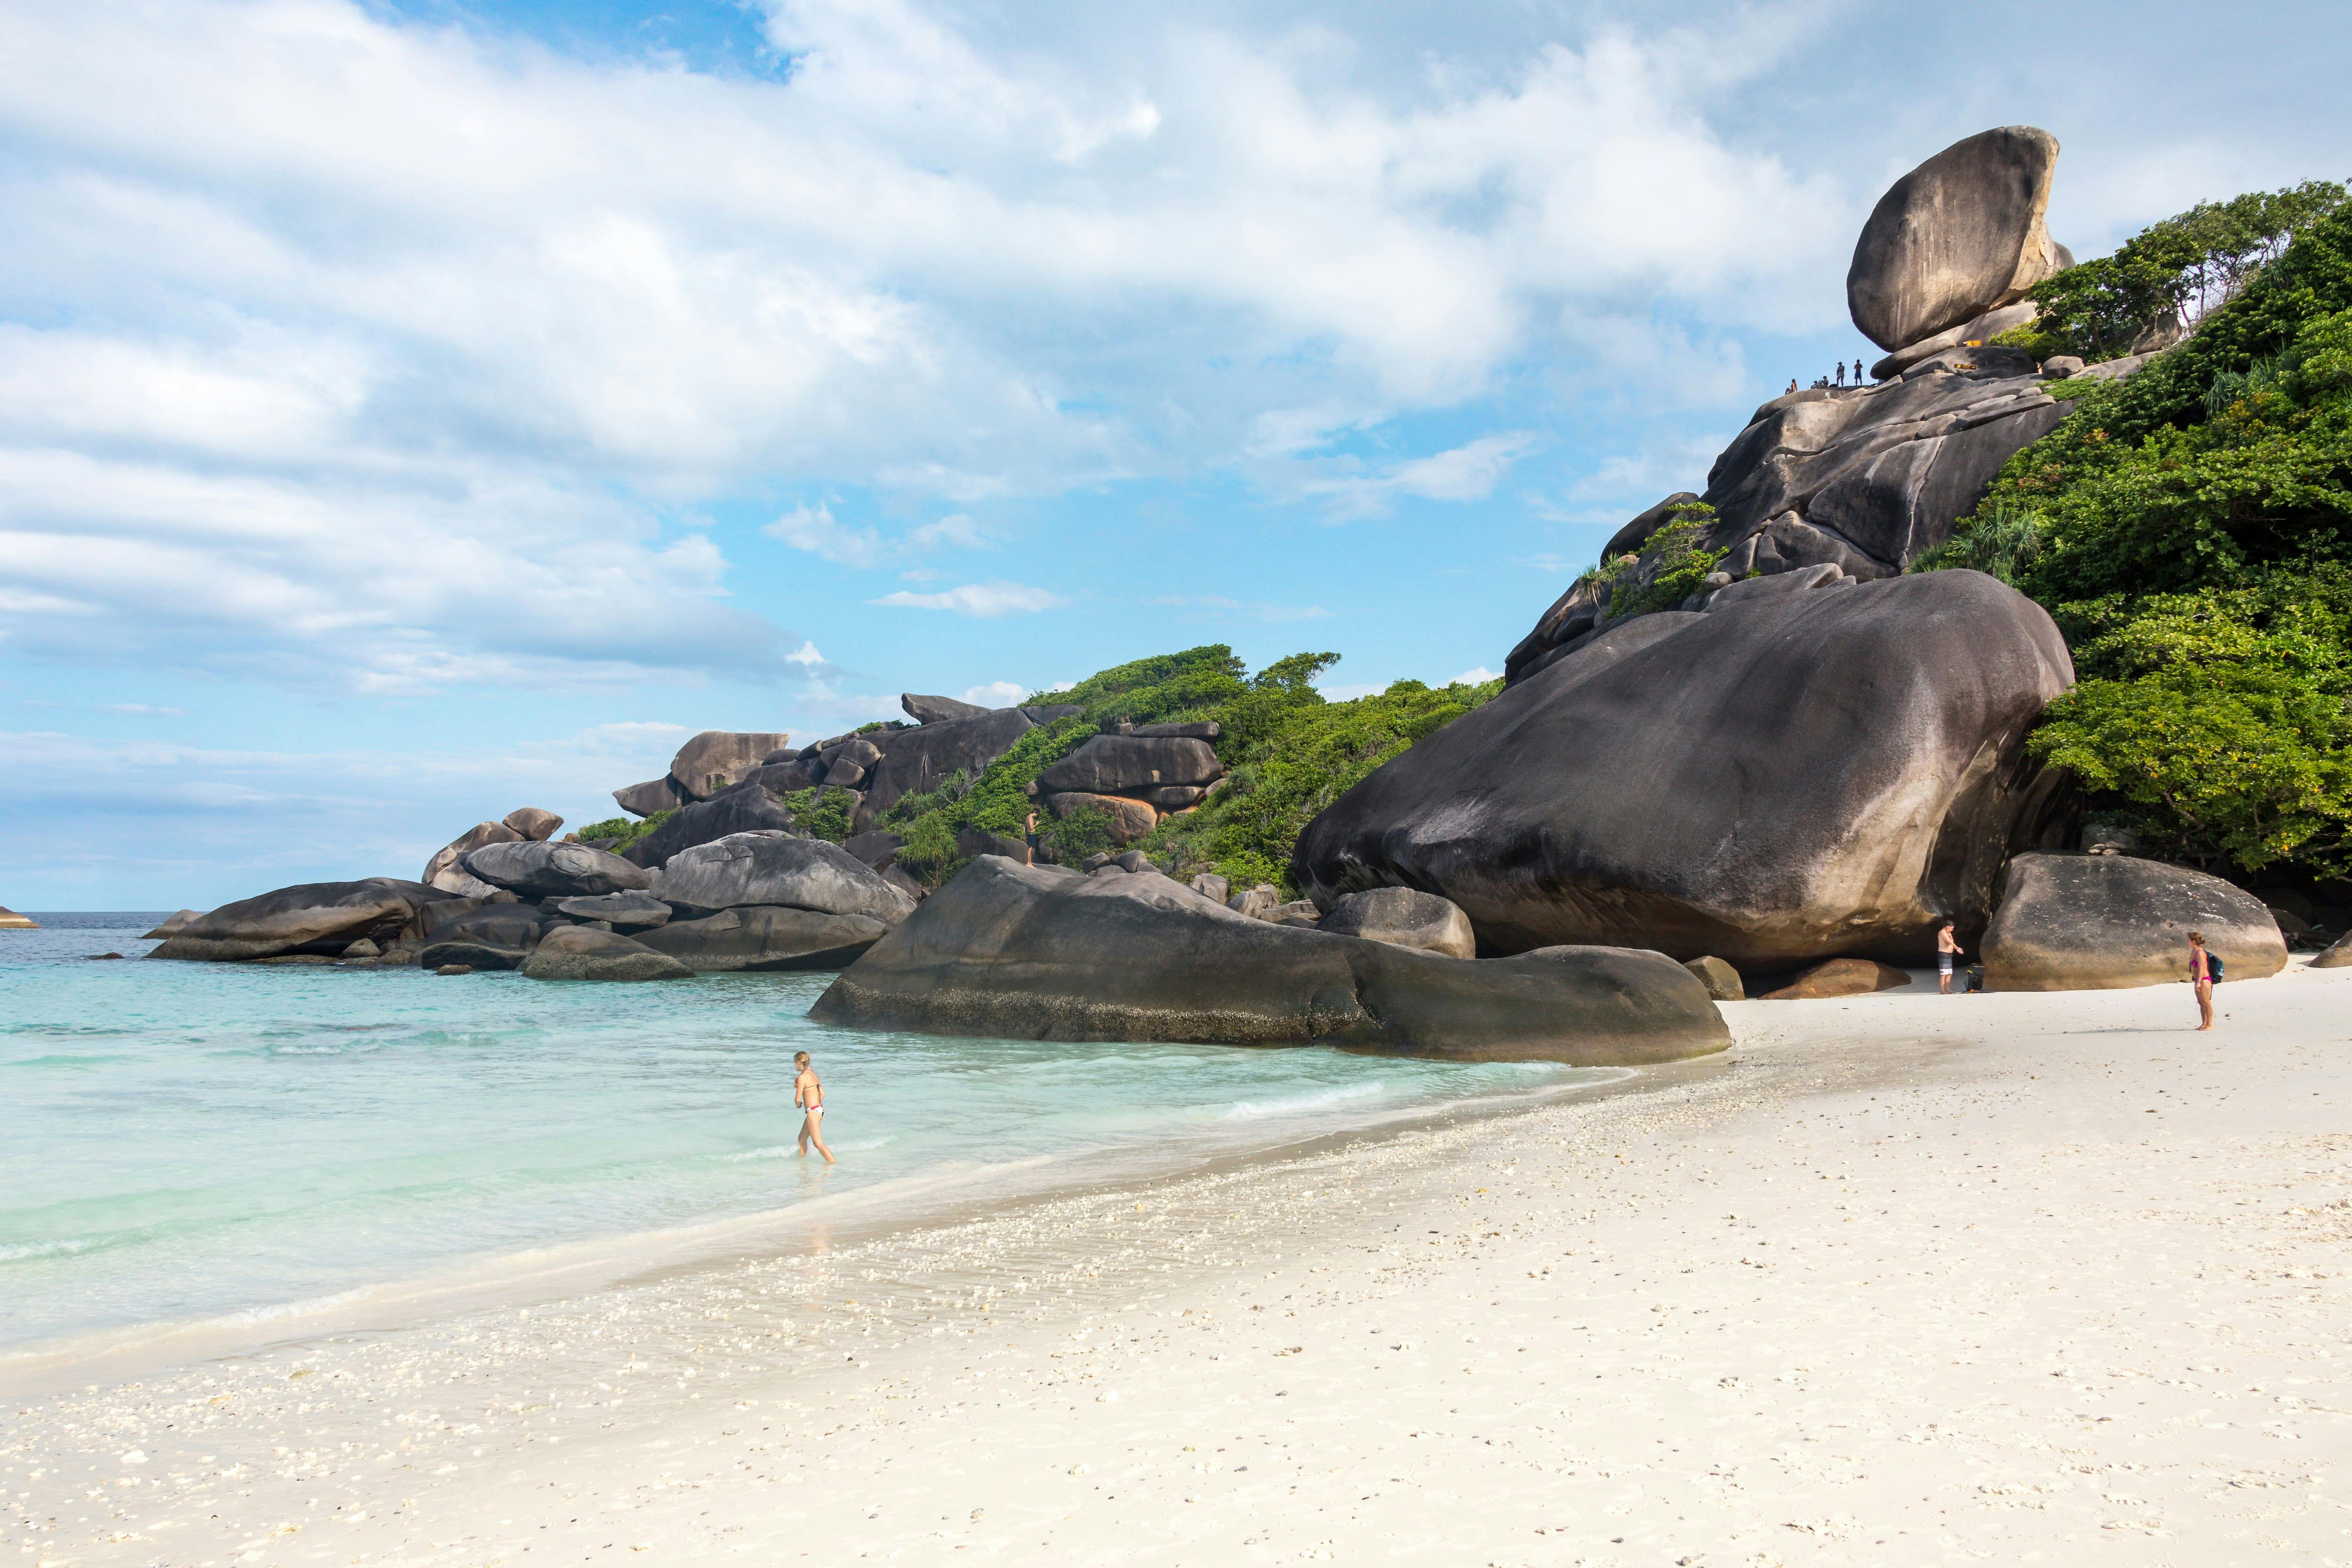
[[612, 730, 794, 818], [462, 841, 653, 899], [653, 833, 916, 926], [620, 788, 799, 868], [141, 909, 200, 939], [1295, 572, 2074, 967], [422, 821, 524, 897], [1762, 958, 1910, 1000], [520, 924, 692, 982], [812, 856, 1731, 1065], [1026, 726, 1226, 846], [0, 904, 39, 930], [1315, 887, 1477, 960], [502, 807, 564, 842], [1847, 127, 2072, 354], [1980, 853, 2289, 990], [636, 906, 892, 972], [150, 879, 451, 962]]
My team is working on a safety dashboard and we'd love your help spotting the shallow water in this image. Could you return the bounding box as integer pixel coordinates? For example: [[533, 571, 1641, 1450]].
[[2, 913, 1602, 1357]]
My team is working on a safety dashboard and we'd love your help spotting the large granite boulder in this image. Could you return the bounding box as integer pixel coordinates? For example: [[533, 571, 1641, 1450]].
[[553, 890, 672, 930], [637, 906, 890, 971], [414, 903, 550, 971], [858, 706, 1047, 822], [502, 807, 564, 842], [422, 821, 524, 895], [1980, 853, 2288, 991], [520, 924, 692, 982], [842, 831, 906, 870], [620, 788, 798, 869], [1298, 571, 2074, 968], [903, 692, 990, 724], [613, 775, 690, 819], [1847, 126, 2071, 353], [668, 731, 794, 800], [1041, 790, 1158, 845], [141, 909, 203, 939], [1036, 735, 1221, 794], [652, 833, 919, 924], [1762, 958, 1910, 1000], [811, 857, 1730, 1064], [464, 840, 654, 899], [150, 879, 448, 962], [0, 905, 34, 930], [1316, 887, 1477, 960], [2312, 932, 2352, 970]]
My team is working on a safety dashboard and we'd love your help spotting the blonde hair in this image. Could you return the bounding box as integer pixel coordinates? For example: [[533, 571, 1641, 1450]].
[[794, 1051, 811, 1066], [2186, 931, 2205, 945]]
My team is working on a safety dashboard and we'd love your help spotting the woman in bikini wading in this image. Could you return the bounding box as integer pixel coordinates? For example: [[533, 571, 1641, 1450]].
[[795, 1051, 835, 1164]]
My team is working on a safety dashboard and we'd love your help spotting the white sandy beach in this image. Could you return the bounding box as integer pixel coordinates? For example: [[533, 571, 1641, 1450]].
[[10, 962, 2352, 1566]]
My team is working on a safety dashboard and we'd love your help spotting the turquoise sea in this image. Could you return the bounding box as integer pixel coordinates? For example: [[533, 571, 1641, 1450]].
[[2, 913, 1604, 1363]]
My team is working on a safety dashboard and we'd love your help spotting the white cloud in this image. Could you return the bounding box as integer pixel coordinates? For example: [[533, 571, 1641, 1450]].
[[1451, 667, 1500, 686], [959, 679, 1029, 706], [911, 513, 988, 549], [785, 641, 828, 669], [1317, 681, 1391, 702], [1303, 432, 1543, 519], [869, 581, 1068, 616], [764, 503, 886, 569]]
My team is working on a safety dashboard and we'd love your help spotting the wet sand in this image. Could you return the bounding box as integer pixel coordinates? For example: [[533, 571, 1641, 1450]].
[[8, 960, 2350, 1565]]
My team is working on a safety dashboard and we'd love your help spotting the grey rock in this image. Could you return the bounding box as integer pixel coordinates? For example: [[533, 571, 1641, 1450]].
[[720, 759, 821, 797], [150, 879, 448, 963], [141, 909, 203, 940], [464, 840, 654, 899], [654, 832, 918, 925], [903, 692, 992, 725], [2074, 352, 2153, 384], [502, 807, 564, 842], [668, 731, 795, 801], [2042, 354, 2087, 378], [636, 906, 890, 972], [1704, 562, 1848, 613], [2312, 932, 2352, 970], [1135, 784, 1208, 810], [1228, 884, 1280, 921], [1868, 300, 2044, 380], [1300, 572, 2074, 968], [826, 737, 884, 770], [1036, 735, 1222, 794], [1021, 704, 1085, 724], [621, 788, 798, 869], [422, 820, 524, 892], [1318, 887, 1477, 960], [957, 826, 1033, 862], [842, 831, 908, 871], [810, 857, 1731, 1065], [614, 775, 690, 819], [1981, 852, 2288, 991], [1847, 126, 2069, 352], [1268, 900, 1323, 927], [860, 707, 1041, 821], [1683, 955, 1743, 1001], [521, 924, 692, 982], [1190, 872, 1231, 905], [553, 891, 673, 930], [1041, 790, 1159, 846], [882, 865, 927, 902], [823, 757, 868, 788], [413, 904, 551, 971], [1112, 851, 1160, 874]]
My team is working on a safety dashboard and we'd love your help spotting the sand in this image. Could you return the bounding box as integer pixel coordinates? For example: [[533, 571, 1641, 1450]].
[[8, 960, 2350, 1566]]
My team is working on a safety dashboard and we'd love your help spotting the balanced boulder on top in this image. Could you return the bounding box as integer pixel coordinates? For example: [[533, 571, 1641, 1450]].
[[463, 840, 653, 899]]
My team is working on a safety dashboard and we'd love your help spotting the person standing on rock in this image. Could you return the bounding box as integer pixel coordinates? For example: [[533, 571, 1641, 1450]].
[[1854, 358, 1867, 385], [1024, 809, 1041, 867], [1834, 362, 1845, 388], [1936, 921, 1964, 993], [2188, 932, 2217, 1031], [795, 1051, 835, 1164]]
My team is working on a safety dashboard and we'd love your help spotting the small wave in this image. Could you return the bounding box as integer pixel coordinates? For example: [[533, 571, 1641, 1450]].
[[213, 1285, 376, 1328], [1223, 1081, 1390, 1121], [0, 1236, 102, 1264]]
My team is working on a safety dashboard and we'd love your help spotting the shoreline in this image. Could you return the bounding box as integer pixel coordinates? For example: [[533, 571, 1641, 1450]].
[[10, 962, 2350, 1564]]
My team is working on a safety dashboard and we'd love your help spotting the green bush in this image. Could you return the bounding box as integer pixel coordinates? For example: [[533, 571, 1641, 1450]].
[[1608, 501, 1727, 617], [572, 810, 670, 852], [780, 788, 855, 844]]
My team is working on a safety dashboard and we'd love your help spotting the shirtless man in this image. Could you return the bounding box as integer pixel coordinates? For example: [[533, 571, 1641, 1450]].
[[794, 1051, 835, 1164], [1936, 920, 1964, 994], [1024, 809, 1041, 867]]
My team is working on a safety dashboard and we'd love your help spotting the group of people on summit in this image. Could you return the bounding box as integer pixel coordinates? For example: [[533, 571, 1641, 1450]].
[[1786, 358, 1872, 395]]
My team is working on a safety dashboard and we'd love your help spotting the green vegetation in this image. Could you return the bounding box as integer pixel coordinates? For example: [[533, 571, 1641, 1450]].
[[572, 811, 671, 852], [860, 645, 1502, 896], [1921, 195, 2352, 880], [1607, 501, 1727, 617]]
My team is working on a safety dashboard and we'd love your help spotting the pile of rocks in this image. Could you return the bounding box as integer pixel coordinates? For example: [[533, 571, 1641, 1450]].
[[1026, 722, 1226, 846], [611, 731, 794, 818], [421, 806, 569, 896], [1504, 126, 2135, 687]]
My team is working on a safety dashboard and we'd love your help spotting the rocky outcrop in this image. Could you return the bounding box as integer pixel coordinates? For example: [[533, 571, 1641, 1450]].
[[463, 841, 654, 899], [1682, 956, 1743, 1001], [637, 906, 891, 972], [415, 904, 548, 971], [1316, 887, 1477, 960], [652, 833, 918, 926], [1039, 790, 1160, 846], [1981, 853, 2288, 991], [842, 831, 906, 871], [520, 924, 692, 982], [0, 904, 40, 930], [1847, 127, 2071, 354], [422, 821, 523, 895], [150, 879, 449, 962], [1024, 728, 1226, 846], [612, 775, 691, 818], [620, 788, 798, 869], [502, 807, 564, 842], [902, 692, 990, 725], [1298, 572, 2074, 968], [613, 731, 794, 817], [553, 891, 672, 930], [141, 909, 201, 939], [1762, 958, 1910, 1000], [811, 856, 1731, 1065], [2313, 932, 2352, 970]]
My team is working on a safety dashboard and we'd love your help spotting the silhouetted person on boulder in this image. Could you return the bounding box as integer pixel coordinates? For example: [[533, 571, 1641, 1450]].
[[1834, 362, 1845, 388], [1785, 378, 1797, 395], [1854, 358, 1867, 384]]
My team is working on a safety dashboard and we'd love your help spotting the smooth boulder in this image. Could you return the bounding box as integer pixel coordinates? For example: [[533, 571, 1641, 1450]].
[[668, 731, 794, 800], [1317, 887, 1477, 960], [1299, 572, 2074, 968], [150, 879, 447, 962], [812, 857, 1730, 1064], [1036, 735, 1221, 795], [422, 821, 524, 895], [1041, 790, 1158, 845], [502, 807, 564, 842], [1682, 956, 1744, 1001], [414, 904, 548, 971], [858, 706, 1047, 823], [1763, 958, 1910, 1000], [141, 909, 202, 940], [903, 692, 990, 725], [637, 906, 889, 971], [653, 833, 918, 924], [1847, 126, 2070, 353], [466, 840, 653, 899], [613, 775, 690, 819], [520, 925, 692, 982], [553, 891, 672, 930], [1980, 853, 2288, 991], [621, 788, 798, 869], [2312, 932, 2352, 970]]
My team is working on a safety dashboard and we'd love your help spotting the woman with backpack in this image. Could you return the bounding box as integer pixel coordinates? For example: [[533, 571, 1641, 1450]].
[[2188, 931, 2223, 1031]]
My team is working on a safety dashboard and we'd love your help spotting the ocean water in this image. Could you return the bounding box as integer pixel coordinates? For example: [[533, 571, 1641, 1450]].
[[2, 913, 1605, 1361]]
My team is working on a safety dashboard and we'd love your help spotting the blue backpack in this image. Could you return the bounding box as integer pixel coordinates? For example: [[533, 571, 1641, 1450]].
[[2207, 951, 2225, 983]]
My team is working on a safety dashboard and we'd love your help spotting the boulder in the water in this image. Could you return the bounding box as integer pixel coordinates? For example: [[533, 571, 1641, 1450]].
[[636, 906, 890, 971], [1298, 572, 2074, 969], [1981, 853, 2288, 990], [414, 903, 549, 971], [1847, 126, 2071, 353], [1317, 887, 1476, 960], [464, 841, 654, 899], [811, 856, 1730, 1065], [652, 833, 918, 924], [150, 879, 446, 962], [520, 924, 692, 982], [141, 909, 202, 939]]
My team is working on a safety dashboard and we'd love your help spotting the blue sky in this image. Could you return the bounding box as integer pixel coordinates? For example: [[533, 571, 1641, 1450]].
[[5, 0, 2351, 908]]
